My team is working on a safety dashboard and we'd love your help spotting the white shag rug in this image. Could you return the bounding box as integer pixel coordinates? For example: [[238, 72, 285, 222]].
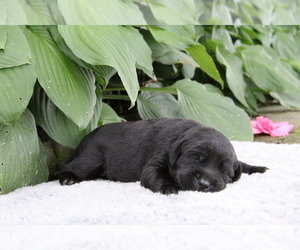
[[1, 141, 300, 249]]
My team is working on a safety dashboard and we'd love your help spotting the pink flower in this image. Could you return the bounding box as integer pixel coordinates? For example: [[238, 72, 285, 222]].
[[251, 116, 293, 137]]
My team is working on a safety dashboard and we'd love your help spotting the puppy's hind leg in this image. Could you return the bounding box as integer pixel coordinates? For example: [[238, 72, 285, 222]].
[[59, 153, 105, 186], [239, 161, 269, 175]]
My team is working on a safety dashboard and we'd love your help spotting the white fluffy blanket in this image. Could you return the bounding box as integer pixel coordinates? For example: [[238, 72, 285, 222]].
[[1, 142, 300, 249]]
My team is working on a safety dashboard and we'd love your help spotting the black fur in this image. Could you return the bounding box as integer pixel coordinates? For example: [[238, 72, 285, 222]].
[[59, 118, 268, 194]]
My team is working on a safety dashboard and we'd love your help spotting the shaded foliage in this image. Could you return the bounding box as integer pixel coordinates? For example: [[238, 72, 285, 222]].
[[1, 24, 300, 194]]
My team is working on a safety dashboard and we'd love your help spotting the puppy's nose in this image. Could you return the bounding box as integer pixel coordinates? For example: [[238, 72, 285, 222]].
[[199, 178, 210, 188]]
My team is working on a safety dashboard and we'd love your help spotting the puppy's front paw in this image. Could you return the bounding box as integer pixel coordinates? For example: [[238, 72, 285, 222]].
[[59, 172, 78, 186], [160, 186, 179, 195]]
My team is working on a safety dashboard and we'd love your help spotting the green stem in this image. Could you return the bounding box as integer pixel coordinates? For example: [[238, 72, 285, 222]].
[[104, 87, 177, 95], [102, 94, 131, 101], [249, 87, 268, 93]]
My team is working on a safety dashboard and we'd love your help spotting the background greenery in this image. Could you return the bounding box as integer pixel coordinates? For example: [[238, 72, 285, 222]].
[[1, 0, 300, 25], [0, 18, 300, 194], [1, 24, 300, 194]]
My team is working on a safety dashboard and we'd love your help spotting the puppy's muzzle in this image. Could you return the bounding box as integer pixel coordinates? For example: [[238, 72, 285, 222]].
[[198, 177, 225, 192], [199, 178, 210, 188]]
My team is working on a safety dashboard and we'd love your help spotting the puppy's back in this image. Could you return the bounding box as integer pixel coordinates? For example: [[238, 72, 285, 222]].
[[69, 118, 200, 181]]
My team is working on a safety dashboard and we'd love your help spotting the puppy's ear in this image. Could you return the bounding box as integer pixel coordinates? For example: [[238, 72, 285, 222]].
[[168, 138, 184, 167], [232, 162, 242, 182]]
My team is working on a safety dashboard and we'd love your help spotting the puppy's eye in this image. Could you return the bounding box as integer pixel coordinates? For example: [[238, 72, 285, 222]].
[[191, 156, 198, 161], [198, 156, 206, 162], [222, 171, 228, 175], [192, 156, 205, 162]]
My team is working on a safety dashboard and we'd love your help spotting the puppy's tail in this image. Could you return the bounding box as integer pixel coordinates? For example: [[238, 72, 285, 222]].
[[239, 161, 269, 175]]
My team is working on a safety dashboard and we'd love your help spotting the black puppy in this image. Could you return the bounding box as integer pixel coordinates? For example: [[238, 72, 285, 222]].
[[59, 118, 268, 194]]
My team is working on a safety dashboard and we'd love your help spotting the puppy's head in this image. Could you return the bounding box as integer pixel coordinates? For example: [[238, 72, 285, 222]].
[[168, 126, 242, 192]]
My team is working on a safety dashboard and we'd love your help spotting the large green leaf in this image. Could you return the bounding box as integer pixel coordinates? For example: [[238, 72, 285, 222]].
[[272, 30, 300, 60], [0, 2, 6, 24], [47, 26, 116, 89], [272, 1, 300, 25], [0, 26, 36, 124], [30, 139, 49, 187], [238, 0, 273, 25], [58, 0, 146, 24], [286, 60, 300, 74], [145, 0, 197, 24], [212, 26, 235, 53], [181, 63, 196, 79], [148, 25, 197, 48], [254, 25, 274, 47], [147, 26, 223, 85], [137, 82, 183, 120], [25, 26, 96, 130], [0, 26, 31, 69], [237, 1, 258, 25], [93, 66, 117, 89], [216, 46, 249, 107], [0, 26, 6, 49], [0, 109, 48, 195], [0, 64, 36, 124], [98, 103, 125, 126], [166, 79, 253, 141], [211, 0, 233, 24], [119, 26, 154, 79], [58, 25, 153, 107], [0, 0, 28, 24], [241, 45, 300, 108], [186, 44, 224, 87], [44, 0, 66, 24], [137, 79, 252, 141], [18, 0, 56, 24], [142, 29, 198, 66], [29, 84, 102, 149]]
